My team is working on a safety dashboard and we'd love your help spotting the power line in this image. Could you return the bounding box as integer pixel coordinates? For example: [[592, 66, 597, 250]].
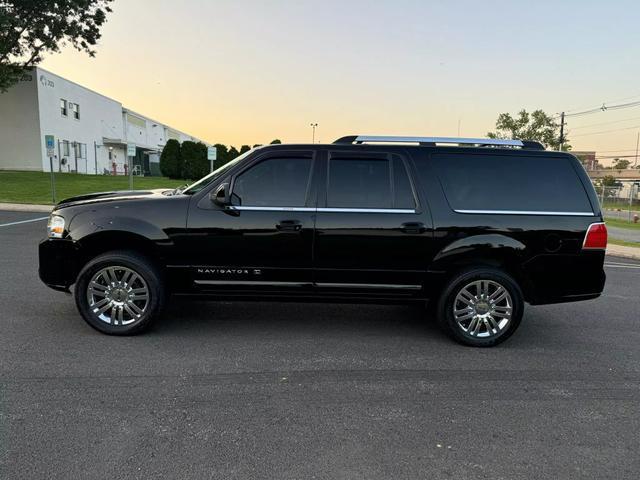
[[565, 100, 640, 118], [569, 115, 640, 130], [571, 124, 640, 137]]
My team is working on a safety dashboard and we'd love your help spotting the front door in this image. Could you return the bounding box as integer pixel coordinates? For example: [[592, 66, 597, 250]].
[[185, 150, 317, 293], [313, 150, 432, 296]]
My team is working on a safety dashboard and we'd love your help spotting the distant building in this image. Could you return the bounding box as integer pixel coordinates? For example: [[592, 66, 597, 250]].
[[572, 151, 598, 171], [0, 67, 208, 175]]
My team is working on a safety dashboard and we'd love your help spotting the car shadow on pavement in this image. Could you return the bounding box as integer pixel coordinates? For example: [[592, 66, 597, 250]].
[[153, 298, 448, 341]]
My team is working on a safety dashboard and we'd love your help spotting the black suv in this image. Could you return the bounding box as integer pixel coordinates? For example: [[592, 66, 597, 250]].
[[39, 135, 607, 346]]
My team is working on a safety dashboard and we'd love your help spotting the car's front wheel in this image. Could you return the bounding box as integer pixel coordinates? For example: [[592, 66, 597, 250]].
[[436, 267, 524, 347], [74, 250, 165, 335]]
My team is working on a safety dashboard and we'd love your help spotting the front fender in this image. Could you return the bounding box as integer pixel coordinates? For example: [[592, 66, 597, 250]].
[[68, 211, 171, 244]]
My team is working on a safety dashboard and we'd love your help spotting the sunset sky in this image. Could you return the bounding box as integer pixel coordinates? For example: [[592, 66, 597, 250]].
[[41, 0, 640, 161]]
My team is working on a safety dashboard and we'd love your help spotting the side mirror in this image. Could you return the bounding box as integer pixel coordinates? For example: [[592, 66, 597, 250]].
[[211, 182, 230, 206]]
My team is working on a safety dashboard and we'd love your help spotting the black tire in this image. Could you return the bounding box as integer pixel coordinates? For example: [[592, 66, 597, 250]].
[[436, 267, 524, 347], [74, 250, 165, 335]]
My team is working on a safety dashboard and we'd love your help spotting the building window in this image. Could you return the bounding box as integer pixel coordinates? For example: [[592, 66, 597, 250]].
[[60, 99, 67, 117], [62, 140, 70, 157], [71, 103, 80, 120]]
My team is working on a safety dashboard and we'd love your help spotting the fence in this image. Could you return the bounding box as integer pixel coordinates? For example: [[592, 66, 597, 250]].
[[594, 182, 640, 223]]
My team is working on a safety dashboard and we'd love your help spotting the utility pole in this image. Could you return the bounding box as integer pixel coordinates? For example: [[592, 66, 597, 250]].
[[558, 112, 565, 151], [310, 123, 318, 143], [635, 131, 639, 167]]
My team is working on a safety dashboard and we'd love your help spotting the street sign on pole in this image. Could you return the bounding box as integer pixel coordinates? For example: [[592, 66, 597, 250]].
[[207, 146, 217, 172], [45, 135, 56, 203], [45, 135, 55, 156], [127, 143, 136, 190]]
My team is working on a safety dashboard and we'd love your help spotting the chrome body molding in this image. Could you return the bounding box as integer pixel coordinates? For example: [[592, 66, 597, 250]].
[[195, 280, 308, 287], [454, 209, 595, 217], [315, 283, 422, 290], [195, 280, 422, 290]]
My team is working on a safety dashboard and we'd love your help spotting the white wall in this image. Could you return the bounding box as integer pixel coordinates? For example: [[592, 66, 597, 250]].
[[1, 67, 209, 175], [35, 68, 124, 174], [0, 72, 42, 171]]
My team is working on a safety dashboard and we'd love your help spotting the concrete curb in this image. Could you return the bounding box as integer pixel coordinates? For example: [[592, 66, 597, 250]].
[[606, 244, 640, 260], [0, 202, 53, 213]]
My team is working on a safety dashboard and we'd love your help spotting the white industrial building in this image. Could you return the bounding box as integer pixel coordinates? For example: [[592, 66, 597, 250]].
[[0, 67, 208, 176]]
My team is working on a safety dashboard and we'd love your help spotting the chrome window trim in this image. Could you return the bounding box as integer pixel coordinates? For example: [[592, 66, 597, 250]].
[[318, 207, 416, 214], [454, 209, 594, 217], [227, 206, 416, 213], [228, 206, 316, 212]]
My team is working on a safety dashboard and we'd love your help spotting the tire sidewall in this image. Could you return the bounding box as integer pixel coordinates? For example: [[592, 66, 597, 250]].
[[74, 251, 164, 335], [437, 268, 524, 347]]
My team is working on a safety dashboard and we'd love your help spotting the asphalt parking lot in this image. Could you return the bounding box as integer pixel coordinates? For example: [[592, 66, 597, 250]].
[[1, 210, 639, 479]]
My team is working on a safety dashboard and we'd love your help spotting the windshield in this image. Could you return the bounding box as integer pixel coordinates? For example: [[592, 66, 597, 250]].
[[181, 149, 255, 194]]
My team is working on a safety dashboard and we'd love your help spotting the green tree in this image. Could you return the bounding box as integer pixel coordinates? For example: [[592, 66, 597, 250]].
[[239, 145, 251, 154], [227, 146, 240, 161], [181, 141, 208, 180], [159, 139, 182, 179], [611, 158, 631, 170], [270, 139, 282, 144], [487, 109, 567, 150], [0, 0, 113, 92], [212, 143, 229, 169]]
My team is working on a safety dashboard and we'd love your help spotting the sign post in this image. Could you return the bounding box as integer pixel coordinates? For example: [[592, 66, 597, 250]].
[[207, 146, 217, 173], [127, 143, 136, 190], [45, 135, 56, 203]]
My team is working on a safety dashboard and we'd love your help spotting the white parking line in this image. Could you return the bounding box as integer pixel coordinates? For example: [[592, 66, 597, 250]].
[[604, 262, 640, 269], [0, 216, 48, 228]]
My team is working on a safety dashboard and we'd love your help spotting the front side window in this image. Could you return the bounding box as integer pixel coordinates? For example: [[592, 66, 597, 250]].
[[232, 157, 313, 207], [60, 99, 67, 117], [62, 140, 70, 157], [71, 103, 80, 120]]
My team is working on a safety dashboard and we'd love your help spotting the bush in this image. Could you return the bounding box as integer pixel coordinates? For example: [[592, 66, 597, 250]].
[[159, 139, 182, 179], [181, 141, 209, 180]]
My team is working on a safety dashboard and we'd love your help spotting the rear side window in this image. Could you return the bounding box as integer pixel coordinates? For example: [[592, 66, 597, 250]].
[[430, 154, 592, 213], [327, 156, 416, 209], [328, 158, 390, 208], [232, 157, 312, 206]]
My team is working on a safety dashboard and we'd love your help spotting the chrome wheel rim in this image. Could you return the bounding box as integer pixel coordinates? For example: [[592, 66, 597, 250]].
[[86, 266, 149, 326], [453, 280, 512, 338]]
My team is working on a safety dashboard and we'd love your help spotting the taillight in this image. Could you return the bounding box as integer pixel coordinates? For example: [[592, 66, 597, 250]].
[[582, 222, 607, 250]]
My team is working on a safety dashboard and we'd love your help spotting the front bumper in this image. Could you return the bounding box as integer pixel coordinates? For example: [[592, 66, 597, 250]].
[[39, 238, 81, 290]]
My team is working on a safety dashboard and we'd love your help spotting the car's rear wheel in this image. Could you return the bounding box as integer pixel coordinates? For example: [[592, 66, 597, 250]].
[[74, 250, 165, 335], [436, 267, 524, 347]]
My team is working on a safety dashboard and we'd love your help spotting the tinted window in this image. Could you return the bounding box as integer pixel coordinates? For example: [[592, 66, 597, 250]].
[[233, 157, 312, 206], [430, 154, 592, 213], [328, 158, 391, 208], [393, 157, 416, 209]]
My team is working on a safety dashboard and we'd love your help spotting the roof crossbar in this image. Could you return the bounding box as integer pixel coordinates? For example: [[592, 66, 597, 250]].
[[333, 135, 544, 150]]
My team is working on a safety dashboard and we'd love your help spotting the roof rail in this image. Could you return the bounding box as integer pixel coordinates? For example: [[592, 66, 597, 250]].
[[333, 135, 545, 150]]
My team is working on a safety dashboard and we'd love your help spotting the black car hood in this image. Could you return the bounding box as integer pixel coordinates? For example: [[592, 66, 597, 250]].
[[55, 189, 172, 209]]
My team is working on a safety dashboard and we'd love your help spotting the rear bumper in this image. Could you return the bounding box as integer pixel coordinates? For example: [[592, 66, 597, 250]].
[[39, 238, 81, 290], [523, 251, 606, 305]]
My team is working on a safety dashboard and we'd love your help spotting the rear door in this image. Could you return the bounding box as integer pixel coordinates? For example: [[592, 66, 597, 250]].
[[313, 149, 433, 295]]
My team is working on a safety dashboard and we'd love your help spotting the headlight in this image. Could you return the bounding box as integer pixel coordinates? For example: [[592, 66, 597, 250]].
[[47, 214, 65, 238]]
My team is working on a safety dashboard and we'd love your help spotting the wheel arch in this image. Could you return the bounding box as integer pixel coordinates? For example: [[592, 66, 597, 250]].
[[428, 234, 534, 301]]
